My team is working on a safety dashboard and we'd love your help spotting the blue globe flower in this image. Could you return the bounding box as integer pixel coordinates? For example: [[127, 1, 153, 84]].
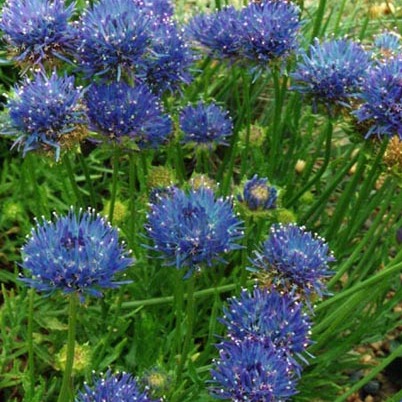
[[179, 101, 233, 146], [220, 287, 312, 361], [85, 82, 172, 148], [0, 0, 75, 64], [76, 370, 159, 402], [21, 208, 133, 299], [373, 31, 401, 59], [145, 187, 244, 275], [291, 39, 372, 110], [139, 21, 195, 93], [185, 6, 243, 60], [238, 0, 301, 66], [210, 338, 297, 401], [75, 0, 151, 81], [353, 57, 402, 139], [250, 224, 335, 300], [4, 71, 86, 161], [240, 174, 277, 210]]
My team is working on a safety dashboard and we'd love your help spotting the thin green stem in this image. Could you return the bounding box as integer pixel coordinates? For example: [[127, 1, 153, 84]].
[[27, 289, 35, 399], [78, 152, 96, 207], [57, 293, 79, 402], [310, 0, 327, 41], [63, 154, 84, 207], [108, 148, 121, 225]]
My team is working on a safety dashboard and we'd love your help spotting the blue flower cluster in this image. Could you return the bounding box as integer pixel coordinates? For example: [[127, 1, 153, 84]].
[[145, 186, 244, 275], [240, 174, 277, 210], [179, 101, 233, 146], [5, 71, 86, 161], [76, 370, 159, 402], [186, 0, 301, 67], [291, 38, 372, 110], [85, 82, 172, 148], [21, 207, 133, 299], [251, 223, 335, 300], [373, 31, 401, 59], [353, 57, 402, 139], [0, 0, 75, 64]]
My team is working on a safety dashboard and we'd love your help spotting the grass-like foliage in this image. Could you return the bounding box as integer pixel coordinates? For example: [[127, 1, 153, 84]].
[[0, 0, 401, 401]]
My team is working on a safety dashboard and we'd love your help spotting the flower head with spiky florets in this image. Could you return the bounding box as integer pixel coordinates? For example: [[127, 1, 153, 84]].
[[250, 224, 335, 301], [238, 0, 301, 66], [0, 0, 75, 65], [179, 101, 233, 147], [20, 208, 133, 299], [291, 38, 372, 111], [76, 370, 159, 402], [3, 70, 86, 161], [239, 174, 277, 210], [134, 0, 174, 22], [139, 21, 195, 94], [145, 186, 244, 276], [85, 82, 172, 148], [220, 287, 312, 364], [185, 6, 243, 60], [373, 31, 401, 59], [353, 57, 402, 139], [75, 0, 151, 81], [210, 338, 297, 401]]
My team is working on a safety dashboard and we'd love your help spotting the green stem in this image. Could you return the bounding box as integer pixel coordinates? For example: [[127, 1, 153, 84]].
[[240, 71, 251, 178], [310, 0, 327, 41], [57, 293, 78, 402], [108, 148, 121, 225], [63, 154, 84, 207], [27, 289, 35, 399], [78, 152, 96, 207]]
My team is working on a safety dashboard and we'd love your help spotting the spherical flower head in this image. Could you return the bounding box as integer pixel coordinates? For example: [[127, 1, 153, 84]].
[[291, 38, 372, 111], [139, 21, 195, 94], [251, 224, 335, 300], [4, 70, 86, 161], [0, 0, 75, 65], [145, 186, 244, 276], [373, 31, 401, 59], [353, 57, 402, 139], [220, 287, 312, 360], [210, 338, 297, 401], [179, 101, 233, 147], [85, 82, 172, 148], [238, 0, 301, 66], [76, 0, 151, 81], [20, 208, 134, 299], [240, 174, 277, 210], [185, 6, 244, 60], [76, 370, 159, 402]]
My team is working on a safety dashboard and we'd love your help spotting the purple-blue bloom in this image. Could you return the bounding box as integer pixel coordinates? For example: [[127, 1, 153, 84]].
[[185, 6, 243, 60], [238, 0, 301, 66], [179, 101, 233, 146], [251, 224, 335, 299], [0, 0, 75, 64], [291, 38, 372, 110], [4, 71, 86, 161], [139, 21, 195, 93], [75, 0, 151, 81], [240, 174, 277, 210], [145, 186, 244, 275], [373, 32, 401, 58], [134, 0, 174, 22], [210, 338, 297, 401], [353, 57, 402, 139], [21, 208, 133, 299], [76, 370, 159, 402], [220, 287, 312, 360], [85, 82, 172, 148]]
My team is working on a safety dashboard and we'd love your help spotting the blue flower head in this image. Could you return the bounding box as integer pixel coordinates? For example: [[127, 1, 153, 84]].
[[291, 38, 372, 111], [238, 0, 301, 66], [373, 31, 401, 59], [76, 370, 159, 402], [240, 174, 277, 210], [250, 224, 335, 300], [85, 82, 172, 148], [0, 0, 75, 65], [179, 101, 233, 147], [21, 208, 134, 299], [4, 71, 86, 161], [185, 6, 243, 60], [140, 21, 195, 93], [134, 0, 174, 22], [220, 287, 312, 362], [76, 0, 151, 81], [353, 57, 402, 139], [210, 338, 297, 401], [145, 186, 244, 276]]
